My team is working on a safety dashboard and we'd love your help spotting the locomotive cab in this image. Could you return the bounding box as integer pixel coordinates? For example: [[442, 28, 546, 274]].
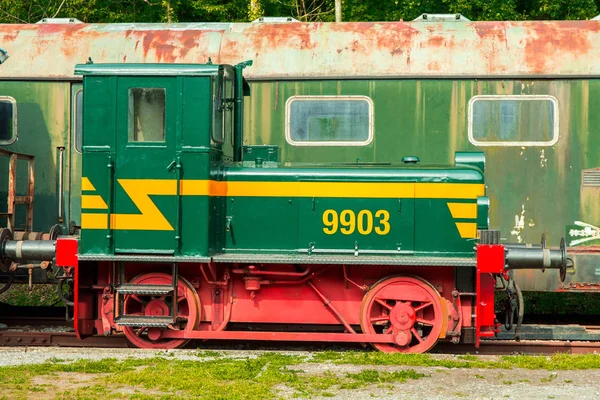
[[74, 62, 250, 257]]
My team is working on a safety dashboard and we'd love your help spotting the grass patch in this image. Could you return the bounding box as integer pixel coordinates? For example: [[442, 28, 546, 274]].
[[347, 369, 426, 384], [311, 351, 600, 370], [1, 351, 600, 399], [195, 350, 223, 358], [0, 284, 62, 306]]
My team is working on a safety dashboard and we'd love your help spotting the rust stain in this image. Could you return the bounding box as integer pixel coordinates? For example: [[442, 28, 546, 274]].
[[428, 35, 445, 47], [250, 23, 315, 50], [0, 31, 18, 43], [3, 20, 600, 78], [428, 61, 440, 71], [523, 21, 599, 74], [474, 22, 507, 42]]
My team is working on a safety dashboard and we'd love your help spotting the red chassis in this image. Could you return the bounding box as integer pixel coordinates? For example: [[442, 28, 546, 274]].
[[55, 237, 506, 353]]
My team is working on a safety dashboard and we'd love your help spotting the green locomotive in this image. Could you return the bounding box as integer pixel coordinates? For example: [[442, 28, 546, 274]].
[[1, 60, 552, 352]]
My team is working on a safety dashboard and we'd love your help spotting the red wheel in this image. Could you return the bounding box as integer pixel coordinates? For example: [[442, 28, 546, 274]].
[[360, 276, 446, 353], [122, 273, 201, 349]]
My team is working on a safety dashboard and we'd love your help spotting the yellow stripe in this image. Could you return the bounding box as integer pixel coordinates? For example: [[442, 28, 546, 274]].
[[181, 180, 483, 199], [82, 177, 96, 191], [111, 179, 175, 231], [82, 179, 485, 231], [415, 183, 484, 199], [81, 213, 108, 229], [455, 222, 477, 239], [81, 195, 108, 210], [447, 203, 477, 219]]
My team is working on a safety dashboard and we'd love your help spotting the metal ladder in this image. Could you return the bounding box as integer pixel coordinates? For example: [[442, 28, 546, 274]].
[[0, 149, 35, 232], [113, 262, 179, 328]]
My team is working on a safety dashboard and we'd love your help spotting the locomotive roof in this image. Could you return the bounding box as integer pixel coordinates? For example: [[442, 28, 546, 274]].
[[226, 164, 485, 184], [1, 20, 600, 80], [74, 63, 221, 76]]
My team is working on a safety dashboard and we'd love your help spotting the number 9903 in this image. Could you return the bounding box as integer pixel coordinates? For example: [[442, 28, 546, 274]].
[[322, 209, 390, 236]]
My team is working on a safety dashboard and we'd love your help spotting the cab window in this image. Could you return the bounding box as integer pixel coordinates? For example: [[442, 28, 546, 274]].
[[212, 75, 224, 143], [74, 90, 83, 152], [212, 69, 234, 145], [128, 88, 166, 142]]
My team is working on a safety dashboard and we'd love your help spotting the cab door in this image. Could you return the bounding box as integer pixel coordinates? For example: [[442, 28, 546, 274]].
[[113, 77, 180, 254]]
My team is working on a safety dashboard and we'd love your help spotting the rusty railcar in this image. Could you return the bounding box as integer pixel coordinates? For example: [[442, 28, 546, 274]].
[[0, 16, 598, 292]]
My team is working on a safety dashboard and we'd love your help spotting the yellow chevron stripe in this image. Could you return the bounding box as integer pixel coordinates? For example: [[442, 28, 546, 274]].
[[447, 203, 477, 219], [82, 177, 96, 191], [81, 213, 108, 229], [82, 195, 108, 210], [455, 222, 477, 239], [111, 179, 175, 231]]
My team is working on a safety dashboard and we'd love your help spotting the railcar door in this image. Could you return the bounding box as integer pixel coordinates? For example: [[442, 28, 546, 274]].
[[68, 84, 83, 232], [112, 77, 180, 254]]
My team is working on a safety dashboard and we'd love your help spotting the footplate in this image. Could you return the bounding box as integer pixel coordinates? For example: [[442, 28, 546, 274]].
[[114, 316, 173, 328]]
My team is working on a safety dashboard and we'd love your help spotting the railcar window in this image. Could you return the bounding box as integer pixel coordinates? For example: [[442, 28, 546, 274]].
[[0, 96, 17, 144], [286, 96, 373, 146], [128, 88, 166, 142], [224, 68, 234, 144], [212, 75, 224, 144], [74, 90, 83, 152], [468, 95, 558, 146]]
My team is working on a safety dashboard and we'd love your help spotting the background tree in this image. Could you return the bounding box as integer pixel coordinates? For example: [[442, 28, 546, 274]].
[[0, 0, 599, 23]]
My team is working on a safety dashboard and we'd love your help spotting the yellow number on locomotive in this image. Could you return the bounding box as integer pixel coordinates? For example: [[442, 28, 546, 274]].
[[339, 210, 356, 235], [322, 209, 389, 235], [322, 209, 338, 235], [374, 210, 391, 235], [357, 210, 373, 235]]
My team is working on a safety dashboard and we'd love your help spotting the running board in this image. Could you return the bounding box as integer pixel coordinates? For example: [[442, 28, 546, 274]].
[[160, 330, 395, 343]]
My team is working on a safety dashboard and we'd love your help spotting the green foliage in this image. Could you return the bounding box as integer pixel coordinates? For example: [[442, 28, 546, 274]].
[[0, 352, 600, 398], [0, 0, 598, 23], [311, 350, 600, 370]]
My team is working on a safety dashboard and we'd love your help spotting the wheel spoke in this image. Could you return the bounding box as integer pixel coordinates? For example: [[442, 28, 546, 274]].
[[411, 328, 424, 343], [413, 302, 432, 313], [130, 295, 147, 305], [384, 326, 394, 334], [370, 315, 390, 324], [136, 327, 148, 337], [416, 317, 435, 326], [375, 298, 393, 311]]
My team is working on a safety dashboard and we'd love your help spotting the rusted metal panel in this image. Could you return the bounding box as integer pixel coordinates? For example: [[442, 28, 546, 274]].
[[0, 81, 70, 232], [2, 21, 600, 79]]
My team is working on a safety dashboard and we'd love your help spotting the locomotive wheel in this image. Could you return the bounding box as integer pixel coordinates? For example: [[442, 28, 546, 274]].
[[121, 273, 201, 349], [360, 276, 446, 353]]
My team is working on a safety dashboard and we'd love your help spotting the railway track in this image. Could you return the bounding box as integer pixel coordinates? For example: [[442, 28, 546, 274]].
[[1, 306, 599, 354], [1, 325, 600, 354]]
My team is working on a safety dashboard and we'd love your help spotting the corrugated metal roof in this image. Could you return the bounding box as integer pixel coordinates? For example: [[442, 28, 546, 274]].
[[1, 20, 600, 79]]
